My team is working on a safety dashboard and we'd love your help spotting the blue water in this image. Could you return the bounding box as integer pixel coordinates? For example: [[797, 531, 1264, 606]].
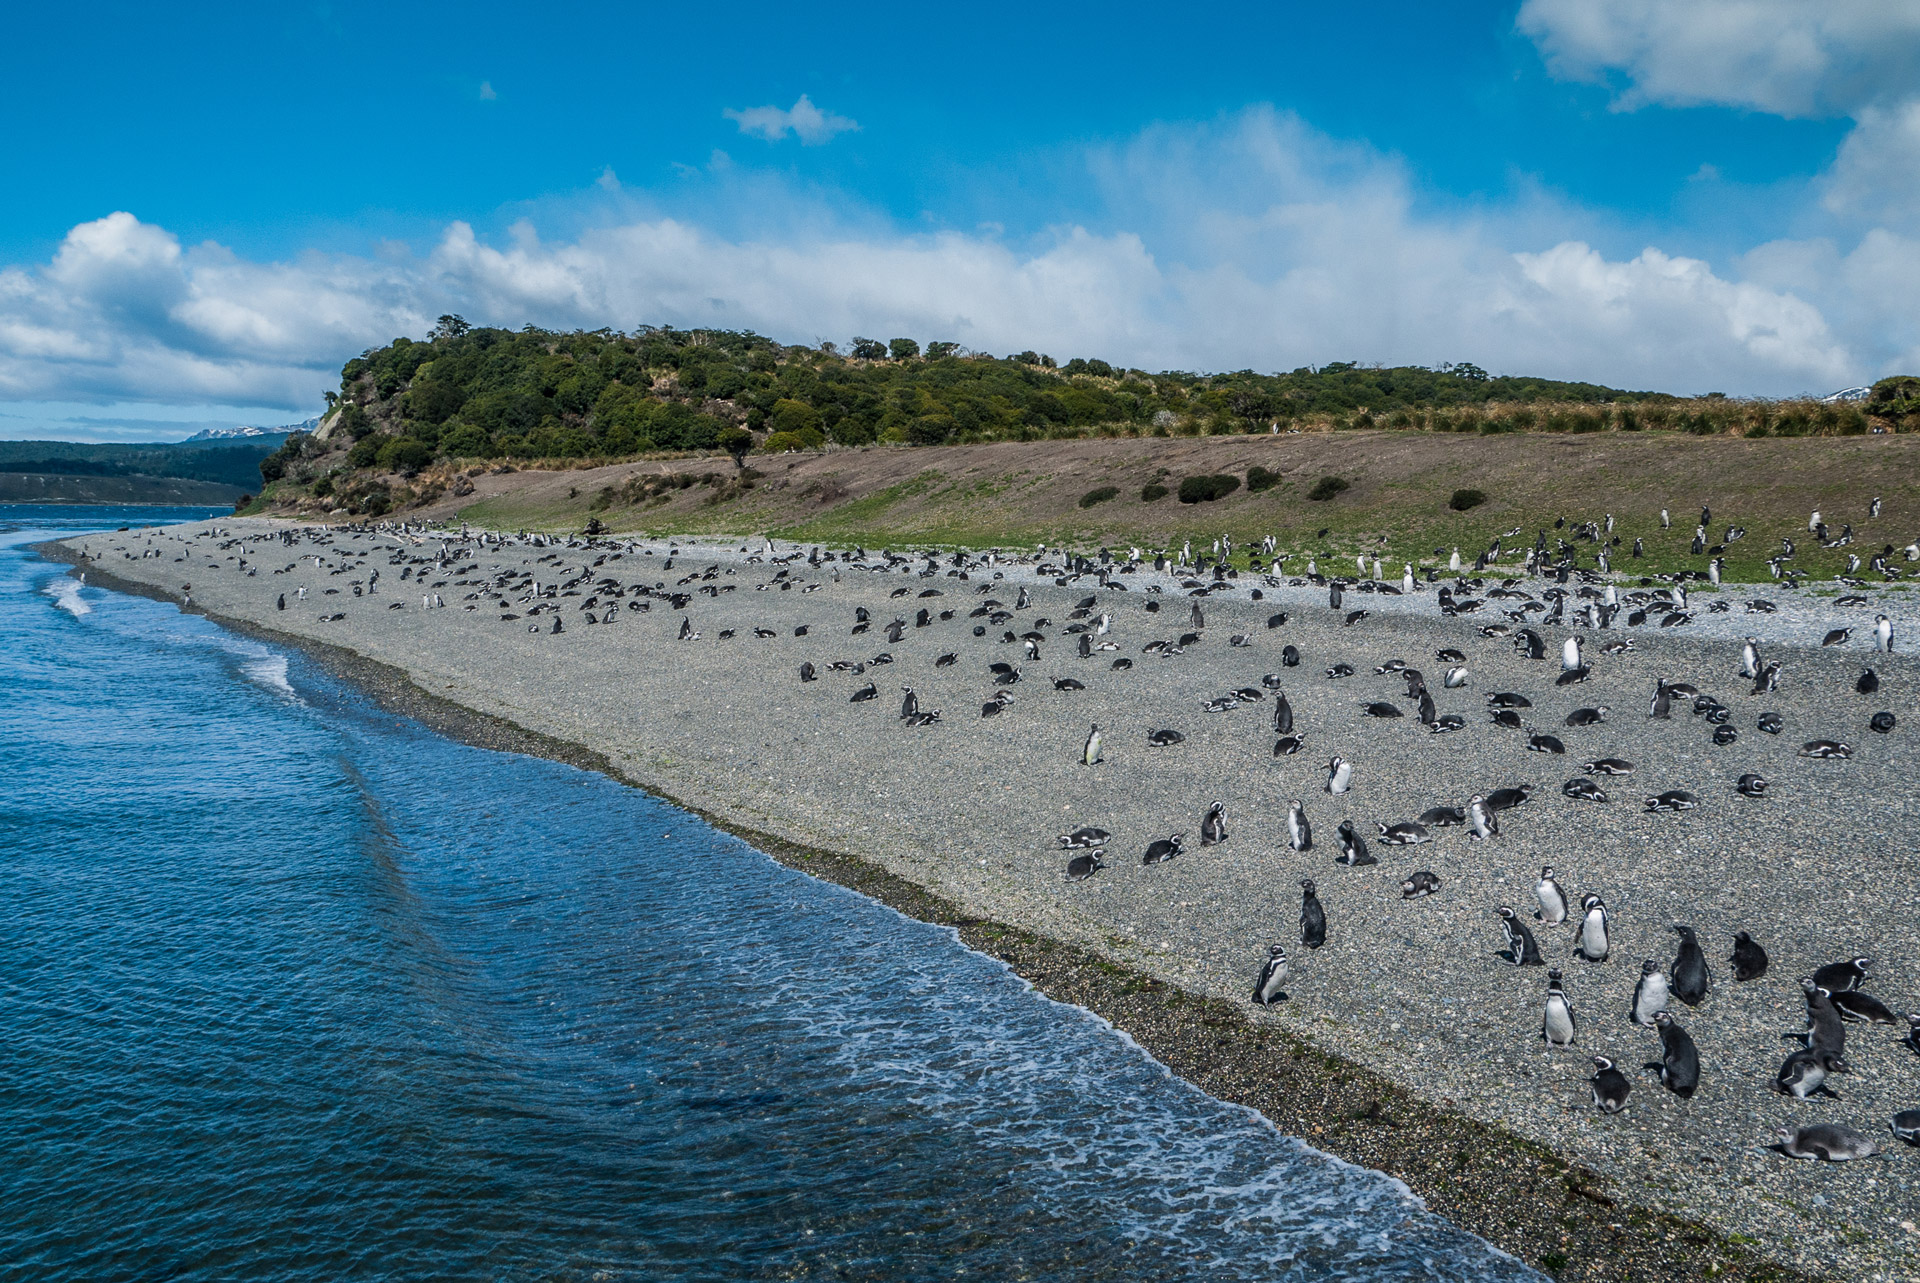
[[0, 506, 1536, 1282]]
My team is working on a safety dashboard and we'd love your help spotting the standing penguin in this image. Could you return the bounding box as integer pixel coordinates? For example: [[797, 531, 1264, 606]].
[[900, 687, 919, 719], [1333, 820, 1375, 866], [1299, 879, 1327, 949], [1572, 894, 1610, 962], [1329, 583, 1343, 611], [1562, 635, 1583, 672], [1252, 945, 1290, 1005], [1466, 794, 1497, 841], [1671, 925, 1711, 1005], [1739, 637, 1761, 679], [1630, 959, 1671, 1027], [276, 593, 285, 611], [1272, 692, 1294, 735], [1875, 614, 1893, 653], [1649, 680, 1673, 719], [1199, 801, 1229, 846], [1081, 724, 1103, 766], [1542, 969, 1577, 1046], [1496, 906, 1545, 966], [1287, 801, 1312, 852], [1649, 1010, 1700, 1097], [1535, 866, 1570, 925], [1190, 601, 1205, 630], [1589, 1057, 1631, 1113], [1325, 756, 1352, 795]]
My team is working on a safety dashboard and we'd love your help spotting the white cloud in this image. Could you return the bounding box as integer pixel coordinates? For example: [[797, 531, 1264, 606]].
[[1823, 99, 1920, 224], [723, 94, 859, 145], [1516, 0, 1920, 116], [0, 110, 1904, 430]]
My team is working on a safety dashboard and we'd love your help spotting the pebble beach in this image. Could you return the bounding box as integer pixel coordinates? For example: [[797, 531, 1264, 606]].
[[60, 517, 1920, 1282]]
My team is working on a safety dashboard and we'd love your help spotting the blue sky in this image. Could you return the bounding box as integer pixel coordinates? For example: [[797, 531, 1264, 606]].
[[4, 0, 1918, 439]]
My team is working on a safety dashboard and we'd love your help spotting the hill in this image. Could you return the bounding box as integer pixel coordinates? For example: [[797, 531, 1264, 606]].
[[0, 436, 290, 503]]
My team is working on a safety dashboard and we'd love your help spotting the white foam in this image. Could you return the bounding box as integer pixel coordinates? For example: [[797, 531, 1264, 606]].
[[46, 579, 90, 616], [241, 653, 298, 700]]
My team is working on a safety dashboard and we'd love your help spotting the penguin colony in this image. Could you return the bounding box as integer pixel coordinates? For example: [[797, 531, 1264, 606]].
[[71, 498, 1920, 1245]]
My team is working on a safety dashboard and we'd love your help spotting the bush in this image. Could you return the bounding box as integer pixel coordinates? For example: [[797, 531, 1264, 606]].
[[1449, 487, 1487, 511], [310, 475, 334, 498], [1141, 482, 1168, 501], [760, 430, 814, 453], [1178, 474, 1242, 504], [1246, 465, 1281, 492], [1079, 485, 1120, 508], [1307, 476, 1350, 501], [376, 437, 435, 474]]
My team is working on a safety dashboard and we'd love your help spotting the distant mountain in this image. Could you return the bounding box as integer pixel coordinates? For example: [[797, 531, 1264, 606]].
[[180, 415, 320, 444]]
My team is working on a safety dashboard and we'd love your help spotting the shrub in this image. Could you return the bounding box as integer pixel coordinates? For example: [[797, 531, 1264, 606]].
[[310, 475, 334, 498], [1079, 485, 1120, 509], [1307, 476, 1350, 501], [1178, 474, 1242, 504], [1449, 487, 1487, 511], [1246, 465, 1281, 492], [760, 431, 810, 453], [376, 437, 435, 474], [1141, 482, 1169, 501]]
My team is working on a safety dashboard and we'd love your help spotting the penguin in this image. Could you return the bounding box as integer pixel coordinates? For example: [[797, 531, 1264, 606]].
[[1417, 690, 1438, 726], [1082, 724, 1103, 765], [1078, 632, 1091, 658], [1903, 1013, 1920, 1057], [1466, 794, 1497, 840], [1589, 1056, 1631, 1113], [1496, 906, 1544, 966], [1739, 637, 1760, 679], [1535, 866, 1569, 925], [1751, 661, 1782, 695], [1857, 668, 1880, 694], [1631, 959, 1671, 1027], [1065, 850, 1104, 881], [1649, 682, 1673, 719], [1756, 711, 1783, 735], [1584, 757, 1633, 775], [1870, 711, 1897, 733], [1541, 969, 1577, 1045], [900, 687, 919, 719], [1252, 945, 1290, 1004], [799, 661, 817, 682], [1333, 820, 1375, 866], [1830, 990, 1899, 1025], [1146, 728, 1185, 747], [1729, 931, 1769, 981], [1527, 734, 1566, 755], [1822, 627, 1851, 647], [1776, 1048, 1845, 1099], [1896, 1111, 1920, 1146], [1273, 734, 1304, 756], [678, 615, 694, 640], [1773, 1123, 1877, 1162], [1287, 801, 1312, 852], [1443, 665, 1469, 688], [1561, 635, 1582, 672], [1190, 602, 1205, 630], [1800, 739, 1851, 759], [1874, 614, 1892, 653], [276, 593, 285, 610], [1199, 801, 1228, 846], [1325, 756, 1352, 795], [1572, 894, 1610, 962], [1141, 833, 1184, 865], [1058, 825, 1111, 848], [1794, 978, 1847, 1058], [1563, 776, 1608, 803], [1400, 870, 1442, 898], [1671, 925, 1711, 1005], [1871, 495, 1883, 518], [1299, 879, 1327, 948], [1281, 644, 1300, 667], [1648, 1010, 1699, 1097], [1272, 693, 1294, 734], [1328, 583, 1343, 611]]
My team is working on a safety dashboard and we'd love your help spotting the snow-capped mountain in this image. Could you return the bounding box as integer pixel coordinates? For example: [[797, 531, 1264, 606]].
[[181, 415, 321, 443]]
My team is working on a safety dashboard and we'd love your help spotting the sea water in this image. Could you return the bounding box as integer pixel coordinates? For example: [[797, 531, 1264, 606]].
[[0, 507, 1538, 1281]]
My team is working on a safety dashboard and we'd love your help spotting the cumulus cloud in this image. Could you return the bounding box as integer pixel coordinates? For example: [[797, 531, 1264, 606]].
[[1516, 0, 1920, 116], [1823, 99, 1920, 224], [723, 94, 859, 145], [0, 111, 1898, 423]]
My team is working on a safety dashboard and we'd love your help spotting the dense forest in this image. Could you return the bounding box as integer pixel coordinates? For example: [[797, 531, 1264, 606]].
[[261, 317, 1910, 495], [0, 438, 286, 491]]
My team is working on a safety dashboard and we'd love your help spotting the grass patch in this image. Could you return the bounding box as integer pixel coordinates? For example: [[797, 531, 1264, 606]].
[[1308, 476, 1350, 501], [1140, 482, 1169, 501], [1079, 485, 1120, 509], [1247, 465, 1281, 492], [1179, 474, 1242, 504]]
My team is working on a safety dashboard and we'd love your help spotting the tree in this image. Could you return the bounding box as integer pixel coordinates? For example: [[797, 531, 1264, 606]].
[[431, 314, 471, 342], [717, 426, 754, 469], [849, 337, 887, 360], [925, 341, 960, 360], [888, 337, 920, 361]]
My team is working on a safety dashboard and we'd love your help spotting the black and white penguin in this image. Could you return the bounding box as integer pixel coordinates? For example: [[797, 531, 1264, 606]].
[[1671, 925, 1711, 1005], [1561, 635, 1583, 672], [1535, 866, 1569, 925], [1199, 801, 1229, 846], [1857, 668, 1880, 694], [900, 687, 919, 719], [1281, 644, 1300, 667], [1649, 1010, 1699, 1097], [1562, 777, 1609, 803], [1400, 870, 1442, 898], [1649, 681, 1673, 719], [1644, 789, 1698, 811], [1082, 724, 1103, 765], [1272, 693, 1294, 735], [1252, 945, 1290, 1005], [1273, 734, 1304, 756], [1527, 733, 1566, 755], [1896, 1111, 1920, 1146], [1058, 825, 1111, 848], [1325, 756, 1352, 794], [1146, 728, 1185, 747], [1774, 1123, 1877, 1162], [1795, 978, 1848, 1059], [1631, 959, 1671, 1027], [1823, 627, 1851, 647], [1800, 739, 1851, 759], [1054, 677, 1086, 691], [1541, 969, 1577, 1045], [1729, 931, 1769, 981], [276, 593, 285, 610], [1299, 879, 1327, 948], [1287, 801, 1312, 852], [1776, 1047, 1846, 1099], [799, 661, 817, 682], [677, 614, 694, 640], [1589, 1056, 1631, 1113], [1751, 661, 1782, 695], [1467, 794, 1497, 840], [1065, 850, 1105, 881], [1572, 894, 1610, 962], [1333, 820, 1375, 866], [1376, 821, 1431, 846], [1870, 711, 1897, 733], [1756, 711, 1783, 735], [1564, 706, 1607, 727], [1142, 833, 1184, 865], [1830, 990, 1899, 1025], [1875, 614, 1893, 653], [1496, 906, 1544, 966], [1191, 601, 1205, 630]]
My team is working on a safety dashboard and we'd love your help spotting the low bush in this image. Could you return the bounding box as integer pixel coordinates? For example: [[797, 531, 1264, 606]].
[[1307, 476, 1350, 501], [1079, 485, 1120, 508], [1449, 487, 1487, 511], [1246, 465, 1281, 492], [1140, 482, 1168, 501], [1178, 474, 1242, 504]]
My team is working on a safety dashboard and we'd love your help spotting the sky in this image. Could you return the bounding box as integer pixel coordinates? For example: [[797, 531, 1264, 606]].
[[5, 0, 1919, 440]]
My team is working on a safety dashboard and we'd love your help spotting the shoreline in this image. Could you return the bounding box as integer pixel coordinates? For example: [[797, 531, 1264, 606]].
[[40, 537, 1835, 1282]]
